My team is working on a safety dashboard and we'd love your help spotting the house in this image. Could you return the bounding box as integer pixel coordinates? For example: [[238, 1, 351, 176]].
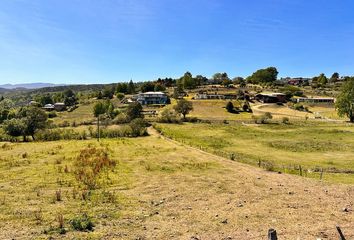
[[54, 103, 66, 111], [42, 104, 55, 111], [280, 77, 311, 86], [194, 92, 238, 100], [136, 92, 169, 105], [295, 97, 335, 105], [195, 93, 225, 100], [28, 101, 40, 106], [255, 93, 286, 103]]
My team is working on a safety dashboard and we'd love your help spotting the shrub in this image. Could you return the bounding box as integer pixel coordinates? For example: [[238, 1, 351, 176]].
[[129, 118, 148, 137], [69, 214, 94, 232], [116, 93, 125, 100], [226, 101, 234, 113], [293, 103, 310, 112], [282, 117, 290, 124], [113, 113, 129, 124], [74, 146, 116, 189], [47, 112, 57, 118], [157, 108, 181, 123], [252, 112, 272, 124]]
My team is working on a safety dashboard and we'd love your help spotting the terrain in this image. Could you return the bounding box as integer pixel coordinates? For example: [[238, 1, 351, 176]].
[[0, 132, 353, 239]]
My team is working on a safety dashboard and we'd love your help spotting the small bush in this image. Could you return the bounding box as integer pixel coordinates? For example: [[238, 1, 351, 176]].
[[282, 117, 290, 124], [129, 118, 148, 137], [74, 146, 116, 189], [69, 214, 94, 232], [47, 112, 57, 118], [157, 108, 181, 123], [252, 112, 272, 124]]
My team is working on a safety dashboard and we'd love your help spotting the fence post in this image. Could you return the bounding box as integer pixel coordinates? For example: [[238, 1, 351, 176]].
[[299, 165, 303, 176], [336, 225, 346, 240], [258, 159, 261, 168], [268, 229, 278, 240], [320, 168, 323, 181]]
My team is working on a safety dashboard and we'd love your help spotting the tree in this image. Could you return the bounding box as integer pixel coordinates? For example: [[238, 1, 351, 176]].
[[0, 96, 4, 102], [36, 94, 53, 106], [330, 72, 339, 83], [336, 78, 354, 122], [213, 72, 229, 84], [154, 83, 166, 92], [127, 80, 135, 94], [174, 99, 193, 120], [102, 87, 114, 99], [0, 99, 14, 123], [247, 67, 278, 84], [226, 101, 234, 113], [318, 73, 328, 86], [140, 82, 155, 93], [3, 118, 26, 141], [116, 83, 128, 94], [63, 89, 78, 106], [18, 107, 48, 140], [126, 102, 143, 121], [93, 101, 109, 141], [181, 71, 196, 89], [129, 118, 147, 137]]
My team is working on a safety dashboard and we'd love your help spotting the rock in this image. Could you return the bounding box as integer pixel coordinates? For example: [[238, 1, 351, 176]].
[[342, 207, 349, 212], [221, 219, 228, 224]]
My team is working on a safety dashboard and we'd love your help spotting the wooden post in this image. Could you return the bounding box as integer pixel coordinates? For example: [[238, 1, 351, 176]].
[[268, 229, 278, 240], [320, 168, 323, 180], [97, 115, 100, 142], [258, 159, 261, 168], [299, 165, 303, 176], [336, 225, 346, 240]]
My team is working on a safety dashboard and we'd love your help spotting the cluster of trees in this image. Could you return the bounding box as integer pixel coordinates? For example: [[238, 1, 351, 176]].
[[33, 89, 78, 107], [3, 107, 48, 141]]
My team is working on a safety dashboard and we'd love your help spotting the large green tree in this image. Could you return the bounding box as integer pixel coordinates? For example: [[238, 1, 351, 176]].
[[19, 107, 48, 140], [126, 102, 143, 121], [3, 118, 26, 141], [247, 67, 278, 84], [174, 99, 193, 119], [336, 77, 354, 122]]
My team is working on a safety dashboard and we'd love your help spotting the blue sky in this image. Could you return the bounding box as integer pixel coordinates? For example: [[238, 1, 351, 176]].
[[0, 0, 354, 84]]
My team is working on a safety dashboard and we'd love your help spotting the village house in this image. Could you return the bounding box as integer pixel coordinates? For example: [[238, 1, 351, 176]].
[[255, 93, 287, 103], [136, 92, 169, 105], [194, 92, 238, 100], [295, 97, 335, 104], [54, 103, 66, 111]]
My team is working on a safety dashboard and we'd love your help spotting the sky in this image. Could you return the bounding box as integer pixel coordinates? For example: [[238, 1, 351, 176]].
[[0, 0, 354, 85]]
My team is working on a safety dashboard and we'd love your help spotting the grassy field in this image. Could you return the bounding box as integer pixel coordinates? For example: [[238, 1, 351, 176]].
[[155, 121, 354, 184], [0, 134, 353, 239], [189, 100, 253, 121]]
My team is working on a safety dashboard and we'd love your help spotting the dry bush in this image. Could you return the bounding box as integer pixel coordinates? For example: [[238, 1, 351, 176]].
[[74, 146, 116, 189], [55, 189, 62, 201]]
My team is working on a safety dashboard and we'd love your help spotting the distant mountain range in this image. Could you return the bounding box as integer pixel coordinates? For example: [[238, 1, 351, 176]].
[[0, 83, 66, 89]]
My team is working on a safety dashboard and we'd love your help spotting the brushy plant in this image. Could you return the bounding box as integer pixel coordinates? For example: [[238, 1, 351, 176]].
[[69, 214, 94, 232], [74, 146, 116, 189], [282, 117, 290, 124]]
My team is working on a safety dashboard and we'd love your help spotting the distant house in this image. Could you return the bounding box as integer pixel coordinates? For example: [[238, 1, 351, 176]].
[[194, 92, 238, 100], [54, 103, 66, 111], [295, 97, 335, 104], [136, 92, 169, 105], [42, 104, 55, 111], [281, 77, 311, 86], [28, 101, 40, 106], [255, 93, 286, 103]]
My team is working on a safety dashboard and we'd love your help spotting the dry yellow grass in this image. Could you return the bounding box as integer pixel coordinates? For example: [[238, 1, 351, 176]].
[[0, 131, 353, 239]]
